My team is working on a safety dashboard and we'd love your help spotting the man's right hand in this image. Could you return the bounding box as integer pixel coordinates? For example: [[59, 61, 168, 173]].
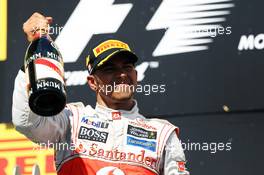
[[23, 12, 53, 42]]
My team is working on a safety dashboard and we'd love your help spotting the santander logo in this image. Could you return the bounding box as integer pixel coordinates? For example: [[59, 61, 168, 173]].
[[96, 166, 125, 175]]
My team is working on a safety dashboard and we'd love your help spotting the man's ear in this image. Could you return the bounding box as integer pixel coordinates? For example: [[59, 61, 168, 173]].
[[87, 75, 97, 91], [135, 69, 138, 81]]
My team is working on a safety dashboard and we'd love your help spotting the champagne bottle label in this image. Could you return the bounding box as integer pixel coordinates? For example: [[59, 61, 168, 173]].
[[34, 57, 64, 84], [25, 58, 64, 96]]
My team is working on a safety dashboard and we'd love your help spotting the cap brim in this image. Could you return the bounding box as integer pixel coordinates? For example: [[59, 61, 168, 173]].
[[96, 49, 138, 68]]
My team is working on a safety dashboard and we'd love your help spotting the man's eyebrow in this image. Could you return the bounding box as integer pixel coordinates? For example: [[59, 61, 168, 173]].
[[123, 60, 134, 64], [101, 63, 114, 67], [99, 60, 134, 69]]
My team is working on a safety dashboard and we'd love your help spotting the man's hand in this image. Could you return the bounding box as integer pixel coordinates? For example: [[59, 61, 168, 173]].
[[23, 12, 53, 42]]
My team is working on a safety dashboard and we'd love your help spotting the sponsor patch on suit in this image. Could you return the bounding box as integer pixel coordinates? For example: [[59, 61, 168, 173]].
[[78, 126, 108, 143], [127, 136, 156, 152], [127, 125, 157, 139]]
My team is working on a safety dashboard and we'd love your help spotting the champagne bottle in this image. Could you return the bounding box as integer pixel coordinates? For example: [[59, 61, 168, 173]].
[[24, 33, 66, 116]]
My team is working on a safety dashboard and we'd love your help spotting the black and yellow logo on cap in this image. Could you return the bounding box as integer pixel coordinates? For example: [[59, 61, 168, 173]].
[[92, 39, 130, 57], [0, 0, 7, 61]]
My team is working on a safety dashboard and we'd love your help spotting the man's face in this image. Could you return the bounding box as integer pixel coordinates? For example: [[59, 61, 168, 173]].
[[90, 55, 137, 102]]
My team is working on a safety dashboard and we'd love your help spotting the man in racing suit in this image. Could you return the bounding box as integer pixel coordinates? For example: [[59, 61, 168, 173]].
[[12, 12, 189, 175]]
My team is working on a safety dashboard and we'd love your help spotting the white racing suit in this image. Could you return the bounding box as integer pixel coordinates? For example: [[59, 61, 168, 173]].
[[12, 70, 189, 175]]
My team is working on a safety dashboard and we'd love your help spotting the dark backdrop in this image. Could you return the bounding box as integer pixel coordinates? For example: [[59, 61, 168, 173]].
[[0, 0, 263, 174]]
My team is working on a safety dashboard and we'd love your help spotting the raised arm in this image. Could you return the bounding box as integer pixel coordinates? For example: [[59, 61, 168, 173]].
[[12, 12, 69, 145]]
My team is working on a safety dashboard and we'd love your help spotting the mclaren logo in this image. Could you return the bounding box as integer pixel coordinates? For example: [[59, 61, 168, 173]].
[[96, 166, 125, 175], [146, 0, 234, 56], [0, 0, 7, 61]]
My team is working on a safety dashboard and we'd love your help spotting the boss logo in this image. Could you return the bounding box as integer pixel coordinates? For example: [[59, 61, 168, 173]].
[[78, 126, 108, 143]]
